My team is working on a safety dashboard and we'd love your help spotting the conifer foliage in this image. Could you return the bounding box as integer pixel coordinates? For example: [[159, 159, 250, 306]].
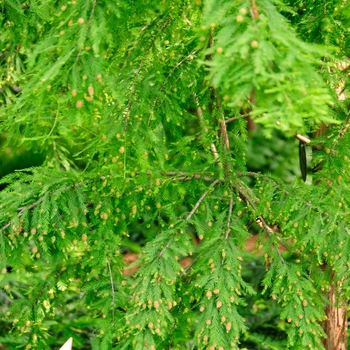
[[0, 0, 350, 349]]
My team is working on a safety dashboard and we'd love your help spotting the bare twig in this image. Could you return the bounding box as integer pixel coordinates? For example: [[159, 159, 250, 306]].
[[107, 259, 115, 328], [125, 17, 171, 130], [186, 179, 220, 222], [148, 50, 199, 125]]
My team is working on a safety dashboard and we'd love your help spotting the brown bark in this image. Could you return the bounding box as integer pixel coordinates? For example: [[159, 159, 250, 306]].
[[322, 280, 348, 350]]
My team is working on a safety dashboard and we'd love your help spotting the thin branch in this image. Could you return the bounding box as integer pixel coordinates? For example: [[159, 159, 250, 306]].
[[160, 171, 218, 183], [225, 197, 233, 240], [76, 0, 97, 62], [236, 171, 289, 195], [193, 93, 220, 161], [107, 259, 115, 328], [331, 116, 350, 153], [215, 94, 230, 150], [31, 282, 51, 314], [170, 175, 216, 183], [1, 222, 11, 233], [186, 179, 220, 222], [148, 49, 199, 125], [180, 253, 202, 277], [158, 241, 172, 257], [124, 16, 171, 131], [17, 198, 45, 215], [0, 172, 219, 235], [123, 19, 158, 68], [233, 184, 285, 262], [222, 197, 233, 265], [166, 172, 219, 183], [1, 182, 83, 234], [77, 124, 98, 136], [0, 170, 286, 236], [46, 106, 59, 139], [225, 114, 250, 124]]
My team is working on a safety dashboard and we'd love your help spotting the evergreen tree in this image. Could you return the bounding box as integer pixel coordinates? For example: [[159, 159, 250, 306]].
[[0, 0, 349, 349]]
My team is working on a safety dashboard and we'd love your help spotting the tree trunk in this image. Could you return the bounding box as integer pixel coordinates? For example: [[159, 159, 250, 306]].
[[322, 281, 348, 350]]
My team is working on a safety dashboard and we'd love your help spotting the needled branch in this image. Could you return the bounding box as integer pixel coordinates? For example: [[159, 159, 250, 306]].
[[205, 29, 231, 178], [75, 0, 97, 62], [0, 172, 221, 235], [222, 197, 233, 265], [107, 258, 116, 328], [214, 92, 230, 155], [148, 50, 199, 125], [124, 16, 172, 131], [233, 183, 285, 262], [0, 182, 84, 235], [193, 93, 220, 162]]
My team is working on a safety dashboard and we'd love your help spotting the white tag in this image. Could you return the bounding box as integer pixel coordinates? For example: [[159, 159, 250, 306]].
[[59, 337, 73, 350]]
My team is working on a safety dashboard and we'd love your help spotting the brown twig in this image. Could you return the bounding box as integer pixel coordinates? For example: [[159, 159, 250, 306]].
[[225, 114, 250, 124], [186, 179, 220, 222]]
